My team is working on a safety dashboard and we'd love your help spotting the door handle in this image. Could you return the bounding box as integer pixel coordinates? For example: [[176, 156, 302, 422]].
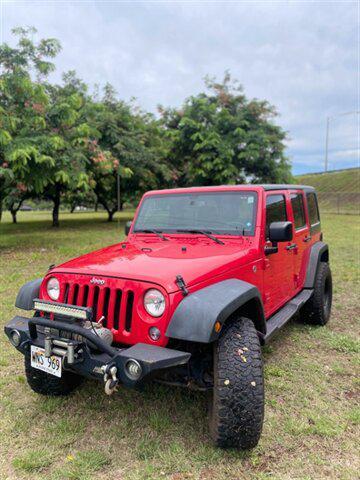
[[286, 243, 297, 251], [303, 236, 311, 243]]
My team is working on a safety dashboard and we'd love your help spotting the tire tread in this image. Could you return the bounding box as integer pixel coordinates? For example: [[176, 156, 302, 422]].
[[210, 317, 264, 449]]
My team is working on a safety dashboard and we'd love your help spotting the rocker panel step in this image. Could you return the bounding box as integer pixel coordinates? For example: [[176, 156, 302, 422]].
[[264, 289, 313, 343]]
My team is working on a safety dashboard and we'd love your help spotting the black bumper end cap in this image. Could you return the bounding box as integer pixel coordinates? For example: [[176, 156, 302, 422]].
[[118, 343, 190, 371]]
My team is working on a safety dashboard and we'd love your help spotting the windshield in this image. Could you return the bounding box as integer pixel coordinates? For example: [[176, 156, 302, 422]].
[[134, 191, 258, 236]]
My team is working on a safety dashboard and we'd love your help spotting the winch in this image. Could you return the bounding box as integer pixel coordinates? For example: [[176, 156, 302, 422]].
[[71, 319, 114, 348]]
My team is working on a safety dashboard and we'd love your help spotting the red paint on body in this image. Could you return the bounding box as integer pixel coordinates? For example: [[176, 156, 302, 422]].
[[40, 186, 319, 347]]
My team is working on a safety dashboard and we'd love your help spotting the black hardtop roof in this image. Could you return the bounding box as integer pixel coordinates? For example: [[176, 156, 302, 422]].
[[260, 184, 315, 192]]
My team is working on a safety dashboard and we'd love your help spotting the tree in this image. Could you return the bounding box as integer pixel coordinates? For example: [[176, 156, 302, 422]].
[[0, 27, 61, 222], [0, 158, 13, 222], [160, 73, 292, 186], [85, 85, 171, 221], [64, 189, 97, 213], [4, 182, 28, 223], [43, 71, 93, 226]]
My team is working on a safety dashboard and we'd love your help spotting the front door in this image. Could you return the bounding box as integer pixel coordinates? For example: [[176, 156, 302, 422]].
[[263, 192, 295, 317]]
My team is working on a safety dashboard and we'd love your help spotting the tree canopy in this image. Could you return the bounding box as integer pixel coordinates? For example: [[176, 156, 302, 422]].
[[160, 73, 291, 187], [0, 27, 61, 220], [0, 30, 292, 226]]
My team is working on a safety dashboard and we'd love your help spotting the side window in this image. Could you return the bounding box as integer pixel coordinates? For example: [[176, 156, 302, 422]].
[[266, 194, 287, 238], [306, 192, 320, 225], [290, 193, 306, 229]]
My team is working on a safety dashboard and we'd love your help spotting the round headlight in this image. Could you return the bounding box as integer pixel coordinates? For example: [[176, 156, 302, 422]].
[[144, 289, 165, 317], [47, 277, 60, 300]]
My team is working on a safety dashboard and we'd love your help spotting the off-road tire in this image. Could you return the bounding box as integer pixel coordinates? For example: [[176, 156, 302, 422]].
[[301, 262, 332, 326], [209, 317, 264, 449], [24, 351, 83, 396]]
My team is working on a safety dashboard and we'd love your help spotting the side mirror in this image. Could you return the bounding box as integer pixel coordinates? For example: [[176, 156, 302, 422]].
[[125, 221, 132, 236], [268, 221, 293, 242]]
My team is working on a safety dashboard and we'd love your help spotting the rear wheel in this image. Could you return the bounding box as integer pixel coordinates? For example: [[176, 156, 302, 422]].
[[209, 317, 264, 449], [301, 262, 332, 325], [24, 351, 83, 396]]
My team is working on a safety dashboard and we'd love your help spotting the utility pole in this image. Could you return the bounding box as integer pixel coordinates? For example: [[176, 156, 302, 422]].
[[324, 111, 360, 172], [325, 116, 330, 172]]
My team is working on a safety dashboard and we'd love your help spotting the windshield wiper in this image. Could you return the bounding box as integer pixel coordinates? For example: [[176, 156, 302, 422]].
[[176, 229, 225, 245], [135, 229, 168, 241]]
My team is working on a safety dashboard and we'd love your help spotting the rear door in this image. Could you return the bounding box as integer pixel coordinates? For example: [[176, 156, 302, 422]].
[[263, 192, 295, 316], [306, 191, 321, 243], [289, 190, 311, 292]]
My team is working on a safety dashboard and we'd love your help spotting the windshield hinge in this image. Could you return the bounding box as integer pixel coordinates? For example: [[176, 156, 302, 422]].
[[176, 275, 188, 296]]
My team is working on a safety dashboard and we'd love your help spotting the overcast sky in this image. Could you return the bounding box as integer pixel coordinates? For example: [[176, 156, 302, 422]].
[[1, 0, 358, 175]]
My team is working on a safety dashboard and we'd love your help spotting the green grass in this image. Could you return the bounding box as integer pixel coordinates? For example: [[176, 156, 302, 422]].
[[0, 211, 359, 479], [12, 449, 54, 473], [51, 450, 110, 480]]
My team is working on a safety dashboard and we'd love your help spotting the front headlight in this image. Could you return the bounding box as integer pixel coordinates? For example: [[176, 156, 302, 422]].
[[144, 289, 165, 317], [47, 277, 60, 300]]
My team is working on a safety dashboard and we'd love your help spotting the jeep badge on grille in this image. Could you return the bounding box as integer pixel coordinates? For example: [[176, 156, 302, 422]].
[[90, 277, 105, 285]]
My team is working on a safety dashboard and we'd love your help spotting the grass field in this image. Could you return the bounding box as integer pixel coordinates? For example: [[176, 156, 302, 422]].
[[0, 211, 359, 480]]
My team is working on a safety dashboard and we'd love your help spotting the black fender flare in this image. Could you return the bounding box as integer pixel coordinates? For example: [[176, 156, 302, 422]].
[[166, 279, 266, 343], [304, 241, 329, 289], [15, 278, 43, 310]]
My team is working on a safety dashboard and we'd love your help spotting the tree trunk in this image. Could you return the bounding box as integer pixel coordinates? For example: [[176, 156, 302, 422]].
[[107, 210, 114, 222], [52, 185, 61, 227], [9, 198, 24, 224], [11, 209, 17, 224], [94, 201, 98, 212], [70, 203, 76, 213]]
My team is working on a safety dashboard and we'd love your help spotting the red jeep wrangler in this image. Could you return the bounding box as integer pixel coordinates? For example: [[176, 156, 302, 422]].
[[5, 185, 332, 449]]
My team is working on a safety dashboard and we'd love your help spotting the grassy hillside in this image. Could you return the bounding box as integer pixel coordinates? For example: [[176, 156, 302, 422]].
[[296, 168, 360, 193], [296, 168, 359, 214]]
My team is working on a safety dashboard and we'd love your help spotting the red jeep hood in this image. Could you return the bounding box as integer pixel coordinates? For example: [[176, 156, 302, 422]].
[[52, 237, 257, 293]]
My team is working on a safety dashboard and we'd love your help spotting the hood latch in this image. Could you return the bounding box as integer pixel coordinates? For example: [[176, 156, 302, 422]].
[[176, 275, 188, 296]]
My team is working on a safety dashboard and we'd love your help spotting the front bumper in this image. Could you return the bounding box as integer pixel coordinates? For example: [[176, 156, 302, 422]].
[[4, 316, 191, 388]]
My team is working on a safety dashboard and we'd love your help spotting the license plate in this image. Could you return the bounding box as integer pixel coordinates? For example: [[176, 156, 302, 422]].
[[30, 346, 62, 377]]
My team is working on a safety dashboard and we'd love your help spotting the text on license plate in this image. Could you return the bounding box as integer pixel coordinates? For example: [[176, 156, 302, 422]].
[[30, 346, 62, 377]]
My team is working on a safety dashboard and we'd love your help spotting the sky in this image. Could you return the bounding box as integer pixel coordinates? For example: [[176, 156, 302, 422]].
[[0, 0, 359, 175]]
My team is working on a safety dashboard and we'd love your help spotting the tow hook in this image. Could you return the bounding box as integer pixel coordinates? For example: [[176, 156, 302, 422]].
[[102, 364, 119, 395]]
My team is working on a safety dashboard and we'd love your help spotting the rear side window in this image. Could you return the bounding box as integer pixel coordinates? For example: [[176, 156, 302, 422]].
[[290, 193, 306, 229], [306, 192, 320, 225], [266, 194, 287, 238]]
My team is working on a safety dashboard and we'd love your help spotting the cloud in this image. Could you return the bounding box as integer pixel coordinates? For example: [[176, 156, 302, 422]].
[[2, 0, 358, 174]]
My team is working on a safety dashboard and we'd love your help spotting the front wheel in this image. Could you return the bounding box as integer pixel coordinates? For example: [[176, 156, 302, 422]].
[[25, 351, 83, 396], [209, 317, 264, 449]]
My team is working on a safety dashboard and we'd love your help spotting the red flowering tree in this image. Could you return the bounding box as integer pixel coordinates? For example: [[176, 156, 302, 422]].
[[87, 139, 133, 221], [85, 88, 172, 220], [0, 27, 61, 221], [42, 72, 93, 226]]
